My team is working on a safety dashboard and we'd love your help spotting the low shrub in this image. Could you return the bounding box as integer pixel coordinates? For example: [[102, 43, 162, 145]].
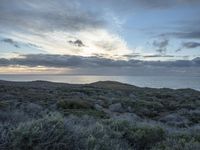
[[124, 125, 165, 150], [123, 100, 164, 118], [57, 99, 93, 110], [106, 120, 166, 150], [0, 101, 8, 109], [1, 113, 131, 150], [11, 112, 66, 150], [63, 109, 109, 119], [0, 110, 29, 124], [152, 128, 200, 150], [152, 136, 200, 150], [0, 124, 12, 150]]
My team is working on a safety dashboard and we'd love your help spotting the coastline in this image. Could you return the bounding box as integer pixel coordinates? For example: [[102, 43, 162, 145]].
[[0, 74, 200, 91]]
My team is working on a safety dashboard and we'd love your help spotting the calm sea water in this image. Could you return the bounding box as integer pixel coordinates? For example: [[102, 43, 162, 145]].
[[0, 75, 200, 91]]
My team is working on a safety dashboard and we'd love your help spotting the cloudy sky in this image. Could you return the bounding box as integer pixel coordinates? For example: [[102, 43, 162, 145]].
[[0, 0, 200, 75]]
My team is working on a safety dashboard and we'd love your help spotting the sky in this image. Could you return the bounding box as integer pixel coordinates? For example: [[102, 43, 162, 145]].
[[0, 0, 200, 75]]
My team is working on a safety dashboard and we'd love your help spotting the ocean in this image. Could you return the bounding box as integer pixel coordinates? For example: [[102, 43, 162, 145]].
[[0, 75, 200, 91]]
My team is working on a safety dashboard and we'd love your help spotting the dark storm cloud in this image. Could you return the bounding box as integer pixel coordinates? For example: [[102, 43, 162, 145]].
[[0, 0, 105, 34], [0, 54, 125, 68], [153, 39, 169, 54], [0, 58, 10, 66], [0, 54, 199, 68]]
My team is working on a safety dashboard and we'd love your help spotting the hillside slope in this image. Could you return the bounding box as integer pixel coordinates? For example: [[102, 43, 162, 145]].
[[0, 80, 200, 150]]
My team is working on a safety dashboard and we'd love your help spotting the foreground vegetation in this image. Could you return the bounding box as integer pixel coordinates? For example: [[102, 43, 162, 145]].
[[0, 80, 200, 150]]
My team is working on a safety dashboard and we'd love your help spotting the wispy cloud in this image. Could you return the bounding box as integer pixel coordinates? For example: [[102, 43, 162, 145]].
[[176, 41, 200, 52], [182, 42, 200, 49], [1, 38, 20, 48], [86, 0, 200, 12], [1, 38, 42, 49], [0, 0, 131, 58], [161, 31, 200, 39], [143, 54, 174, 58], [0, 0, 200, 65], [0, 0, 105, 33], [152, 39, 169, 54]]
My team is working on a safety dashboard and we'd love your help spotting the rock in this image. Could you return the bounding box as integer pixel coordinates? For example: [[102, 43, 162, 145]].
[[96, 100, 105, 106], [94, 104, 103, 111], [129, 93, 136, 99], [127, 106, 133, 113], [109, 103, 124, 113]]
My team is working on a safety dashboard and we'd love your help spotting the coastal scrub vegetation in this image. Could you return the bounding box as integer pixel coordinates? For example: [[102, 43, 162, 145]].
[[0, 80, 200, 150]]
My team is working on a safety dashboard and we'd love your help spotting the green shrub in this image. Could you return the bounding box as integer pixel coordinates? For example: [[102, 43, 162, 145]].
[[105, 120, 166, 150], [86, 123, 131, 150], [124, 125, 165, 150], [57, 99, 108, 118], [152, 137, 200, 150], [8, 113, 130, 150], [0, 124, 12, 150], [123, 100, 164, 118], [106, 120, 130, 132], [64, 109, 109, 119], [57, 99, 93, 110], [11, 113, 66, 150], [0, 101, 8, 109], [152, 130, 200, 150]]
